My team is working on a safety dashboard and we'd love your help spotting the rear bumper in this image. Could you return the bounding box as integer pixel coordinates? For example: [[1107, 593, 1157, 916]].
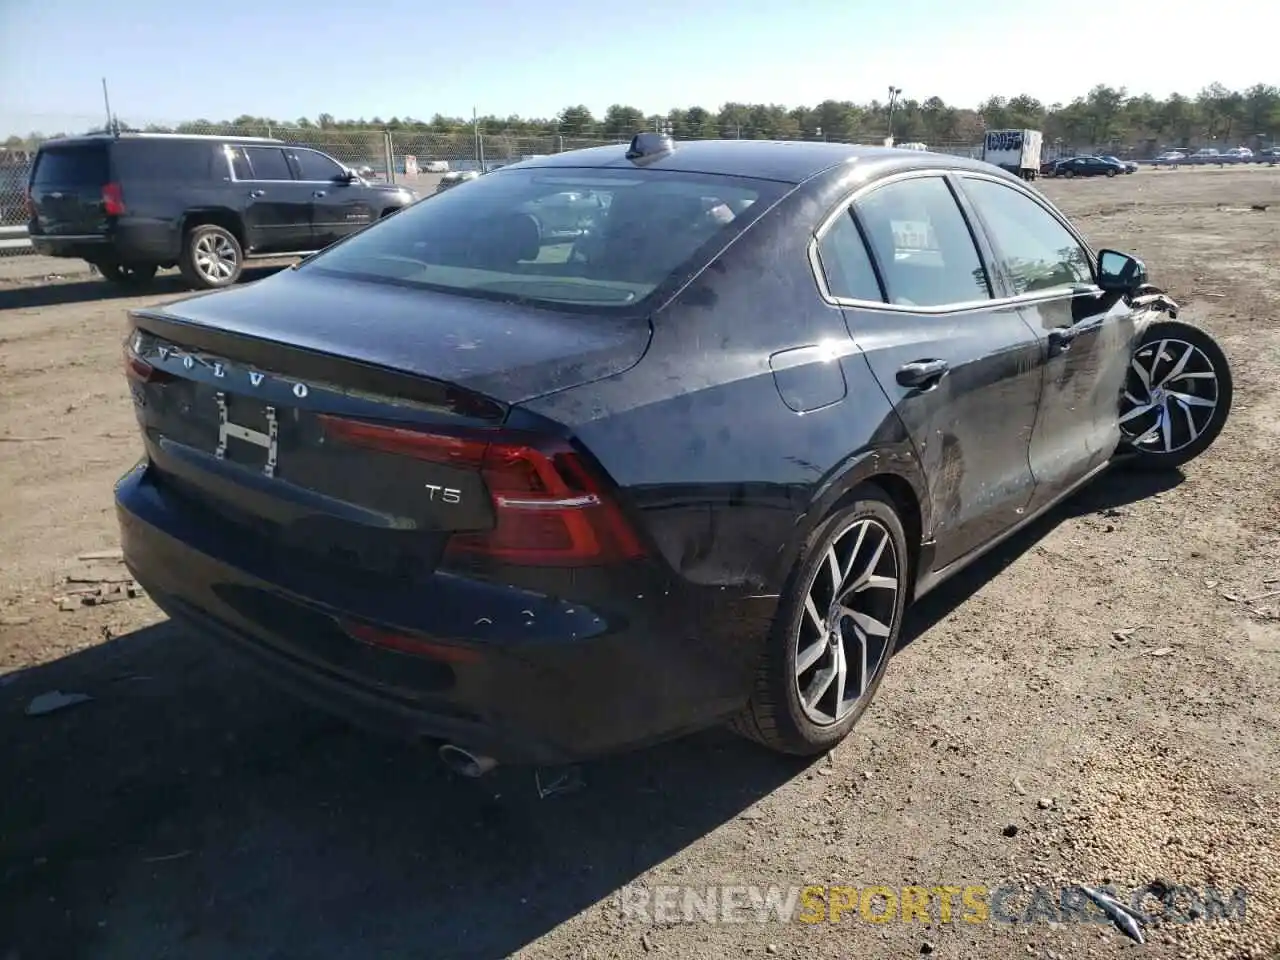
[[115, 462, 774, 765], [30, 220, 179, 264]]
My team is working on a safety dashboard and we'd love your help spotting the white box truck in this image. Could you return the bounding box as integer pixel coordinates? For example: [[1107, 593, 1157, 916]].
[[982, 129, 1043, 180]]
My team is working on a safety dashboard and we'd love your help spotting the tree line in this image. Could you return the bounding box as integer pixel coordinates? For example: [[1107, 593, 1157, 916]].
[[7, 83, 1278, 150]]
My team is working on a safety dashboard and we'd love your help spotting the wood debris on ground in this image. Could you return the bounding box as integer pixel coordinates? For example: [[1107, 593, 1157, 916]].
[[52, 549, 145, 612]]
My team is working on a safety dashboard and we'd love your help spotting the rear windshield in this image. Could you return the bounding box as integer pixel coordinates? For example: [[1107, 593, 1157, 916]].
[[303, 166, 786, 312], [32, 145, 109, 186]]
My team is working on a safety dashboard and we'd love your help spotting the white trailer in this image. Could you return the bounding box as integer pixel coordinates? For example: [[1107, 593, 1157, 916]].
[[982, 129, 1043, 180]]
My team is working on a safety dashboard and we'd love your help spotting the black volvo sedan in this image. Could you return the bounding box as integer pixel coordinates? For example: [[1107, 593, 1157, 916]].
[[116, 135, 1232, 772]]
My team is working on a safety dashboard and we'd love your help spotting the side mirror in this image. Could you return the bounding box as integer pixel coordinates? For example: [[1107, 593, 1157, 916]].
[[1097, 249, 1148, 294]]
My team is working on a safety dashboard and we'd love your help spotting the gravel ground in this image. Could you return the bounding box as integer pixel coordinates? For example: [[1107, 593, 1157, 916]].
[[0, 165, 1277, 960]]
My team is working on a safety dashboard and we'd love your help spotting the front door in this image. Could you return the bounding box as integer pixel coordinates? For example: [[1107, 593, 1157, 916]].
[[233, 145, 314, 253], [820, 172, 1045, 570], [954, 173, 1139, 512], [287, 147, 376, 247]]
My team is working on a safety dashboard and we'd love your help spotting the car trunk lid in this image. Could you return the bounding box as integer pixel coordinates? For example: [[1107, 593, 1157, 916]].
[[124, 270, 650, 580]]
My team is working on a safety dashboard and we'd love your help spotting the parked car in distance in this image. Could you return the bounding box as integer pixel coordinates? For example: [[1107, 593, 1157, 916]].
[[1153, 150, 1188, 166], [1189, 148, 1221, 163], [1101, 155, 1138, 174], [25, 132, 417, 290], [1223, 147, 1253, 162], [434, 170, 480, 192], [116, 136, 1234, 771], [421, 159, 450, 173], [1051, 155, 1127, 178]]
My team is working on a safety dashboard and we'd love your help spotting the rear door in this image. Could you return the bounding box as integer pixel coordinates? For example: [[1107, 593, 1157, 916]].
[[28, 142, 112, 237], [817, 172, 1045, 570], [230, 145, 314, 252], [287, 147, 375, 246], [954, 172, 1138, 511]]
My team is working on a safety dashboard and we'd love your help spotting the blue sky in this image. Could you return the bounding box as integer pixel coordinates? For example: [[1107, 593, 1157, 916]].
[[0, 0, 1266, 136]]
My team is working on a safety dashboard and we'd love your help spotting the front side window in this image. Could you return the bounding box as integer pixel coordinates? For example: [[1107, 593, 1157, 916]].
[[244, 147, 293, 181], [291, 148, 345, 181], [960, 177, 1092, 294], [853, 176, 991, 307], [303, 168, 785, 312]]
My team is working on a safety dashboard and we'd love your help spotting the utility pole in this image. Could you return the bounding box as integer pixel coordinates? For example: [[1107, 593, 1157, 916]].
[[886, 85, 902, 145], [101, 77, 113, 132]]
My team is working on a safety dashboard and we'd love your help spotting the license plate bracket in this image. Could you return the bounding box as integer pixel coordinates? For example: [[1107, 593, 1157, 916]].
[[214, 391, 279, 477]]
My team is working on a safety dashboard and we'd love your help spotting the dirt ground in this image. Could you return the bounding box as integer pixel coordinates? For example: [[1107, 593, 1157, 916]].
[[1, 167, 1277, 960]]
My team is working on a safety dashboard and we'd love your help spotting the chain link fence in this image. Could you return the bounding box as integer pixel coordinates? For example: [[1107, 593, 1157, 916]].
[[0, 118, 1252, 257]]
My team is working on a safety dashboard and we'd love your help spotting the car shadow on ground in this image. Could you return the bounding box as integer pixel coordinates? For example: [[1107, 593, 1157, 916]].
[[0, 618, 806, 959], [897, 464, 1184, 649], [0, 465, 1183, 959], [0, 265, 290, 312]]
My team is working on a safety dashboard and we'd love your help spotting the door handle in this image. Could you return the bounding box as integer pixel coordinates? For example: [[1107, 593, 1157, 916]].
[[1048, 318, 1103, 350], [248, 189, 266, 198], [896, 358, 950, 389], [312, 190, 327, 198]]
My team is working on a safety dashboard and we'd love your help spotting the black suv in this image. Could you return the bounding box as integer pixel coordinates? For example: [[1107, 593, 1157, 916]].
[[26, 133, 417, 289]]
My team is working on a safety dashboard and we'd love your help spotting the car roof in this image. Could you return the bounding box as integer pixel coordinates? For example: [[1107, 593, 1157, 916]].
[[38, 132, 284, 150], [504, 139, 1004, 185]]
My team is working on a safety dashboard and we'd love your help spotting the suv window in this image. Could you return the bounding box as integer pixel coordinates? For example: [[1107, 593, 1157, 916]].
[[225, 146, 252, 180], [111, 140, 217, 181], [853, 176, 991, 307], [291, 148, 345, 182], [303, 168, 786, 312], [816, 209, 883, 302], [32, 145, 109, 185], [244, 147, 293, 181], [960, 177, 1093, 294]]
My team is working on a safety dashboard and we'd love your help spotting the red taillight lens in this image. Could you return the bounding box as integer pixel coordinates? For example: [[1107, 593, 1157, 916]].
[[123, 346, 173, 384], [102, 181, 125, 216], [24, 187, 35, 219], [318, 416, 645, 567]]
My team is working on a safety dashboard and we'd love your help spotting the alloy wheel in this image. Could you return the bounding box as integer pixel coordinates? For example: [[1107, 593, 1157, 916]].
[[1120, 338, 1220, 454], [794, 517, 900, 726], [194, 232, 239, 283]]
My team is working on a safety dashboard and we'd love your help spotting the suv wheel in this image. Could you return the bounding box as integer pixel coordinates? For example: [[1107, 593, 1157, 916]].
[[180, 224, 243, 290], [99, 262, 158, 287]]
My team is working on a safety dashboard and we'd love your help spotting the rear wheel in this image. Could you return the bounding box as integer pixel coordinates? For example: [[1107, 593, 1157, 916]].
[[1107, 168, 1117, 178], [180, 224, 243, 290], [1064, 169, 1076, 179], [731, 488, 909, 756], [1119, 320, 1233, 469], [99, 262, 158, 287]]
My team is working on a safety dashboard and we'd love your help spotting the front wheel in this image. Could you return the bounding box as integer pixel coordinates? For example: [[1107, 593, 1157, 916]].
[[99, 262, 158, 287], [180, 224, 243, 290], [730, 488, 909, 756], [1118, 320, 1233, 469]]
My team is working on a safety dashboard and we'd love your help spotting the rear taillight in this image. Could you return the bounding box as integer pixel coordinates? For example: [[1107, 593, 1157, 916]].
[[123, 341, 173, 384], [102, 181, 125, 216], [23, 187, 35, 219], [318, 416, 645, 567]]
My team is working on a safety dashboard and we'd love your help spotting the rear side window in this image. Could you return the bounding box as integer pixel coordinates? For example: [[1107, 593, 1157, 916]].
[[816, 210, 883, 302], [853, 176, 991, 308], [244, 147, 293, 181], [32, 146, 109, 185], [302, 167, 787, 313], [111, 140, 217, 181]]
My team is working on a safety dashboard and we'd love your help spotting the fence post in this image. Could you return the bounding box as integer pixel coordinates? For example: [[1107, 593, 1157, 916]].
[[383, 129, 396, 183]]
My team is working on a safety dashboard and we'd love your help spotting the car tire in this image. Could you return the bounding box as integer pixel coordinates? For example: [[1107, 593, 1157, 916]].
[[1064, 169, 1076, 179], [1118, 320, 1233, 470], [730, 486, 910, 756], [180, 224, 243, 290], [1107, 168, 1117, 178], [99, 262, 158, 287]]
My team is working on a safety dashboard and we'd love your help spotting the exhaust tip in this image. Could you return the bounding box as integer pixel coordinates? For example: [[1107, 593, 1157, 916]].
[[438, 743, 498, 778]]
